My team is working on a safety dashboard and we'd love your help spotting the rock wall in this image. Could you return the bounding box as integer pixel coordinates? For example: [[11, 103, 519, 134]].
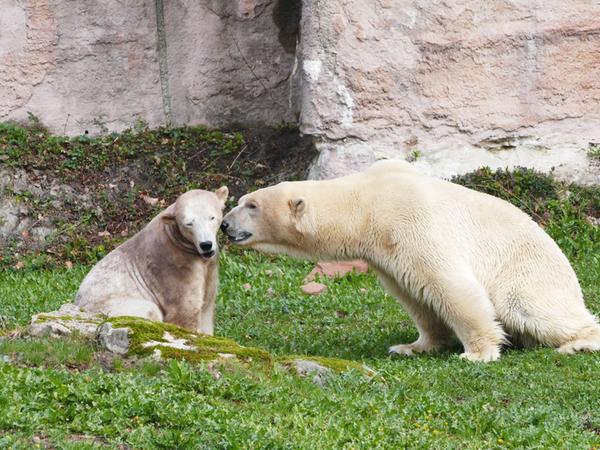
[[298, 0, 600, 183], [0, 0, 299, 134], [1, 0, 600, 182]]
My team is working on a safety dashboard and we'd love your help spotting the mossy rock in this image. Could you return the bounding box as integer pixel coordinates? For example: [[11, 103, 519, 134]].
[[278, 355, 375, 377], [102, 317, 273, 368], [28, 303, 104, 338]]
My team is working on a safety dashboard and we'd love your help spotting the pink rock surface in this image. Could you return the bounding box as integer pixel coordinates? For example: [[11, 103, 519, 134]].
[[301, 0, 600, 184], [0, 0, 298, 135], [301, 282, 327, 296], [305, 260, 369, 282]]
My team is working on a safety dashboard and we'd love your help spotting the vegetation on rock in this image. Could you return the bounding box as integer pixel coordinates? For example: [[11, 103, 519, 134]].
[[0, 120, 314, 268]]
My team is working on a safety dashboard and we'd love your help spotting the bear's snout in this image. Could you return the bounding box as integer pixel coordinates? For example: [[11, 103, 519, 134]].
[[199, 241, 213, 251]]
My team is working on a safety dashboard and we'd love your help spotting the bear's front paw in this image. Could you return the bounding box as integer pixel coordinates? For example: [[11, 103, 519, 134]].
[[388, 344, 417, 357], [388, 341, 442, 357], [459, 347, 501, 363]]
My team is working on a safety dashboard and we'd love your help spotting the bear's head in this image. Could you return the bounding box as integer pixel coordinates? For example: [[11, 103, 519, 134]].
[[221, 182, 311, 255], [162, 187, 228, 259]]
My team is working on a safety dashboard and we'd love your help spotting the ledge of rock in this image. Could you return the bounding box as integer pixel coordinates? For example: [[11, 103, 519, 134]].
[[100, 316, 273, 367], [29, 303, 105, 337], [25, 306, 375, 383], [280, 355, 376, 386]]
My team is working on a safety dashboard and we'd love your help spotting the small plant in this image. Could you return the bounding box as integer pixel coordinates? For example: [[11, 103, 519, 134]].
[[588, 143, 600, 160], [92, 115, 109, 134], [406, 149, 422, 162], [274, 120, 299, 132], [452, 167, 559, 222]]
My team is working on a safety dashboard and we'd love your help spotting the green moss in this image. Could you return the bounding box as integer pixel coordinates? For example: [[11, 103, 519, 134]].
[[104, 317, 272, 367], [33, 314, 101, 324], [278, 355, 374, 376]]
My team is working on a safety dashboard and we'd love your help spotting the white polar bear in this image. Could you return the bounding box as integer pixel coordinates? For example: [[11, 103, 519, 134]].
[[76, 188, 228, 333], [221, 160, 600, 361]]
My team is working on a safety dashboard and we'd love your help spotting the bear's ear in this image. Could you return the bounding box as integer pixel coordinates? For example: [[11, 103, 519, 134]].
[[161, 204, 176, 224], [215, 186, 229, 206], [288, 198, 306, 217]]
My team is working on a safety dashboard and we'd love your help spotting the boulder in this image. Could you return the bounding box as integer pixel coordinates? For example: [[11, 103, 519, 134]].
[[287, 359, 333, 386], [96, 322, 131, 355], [22, 310, 376, 382], [282, 356, 376, 386]]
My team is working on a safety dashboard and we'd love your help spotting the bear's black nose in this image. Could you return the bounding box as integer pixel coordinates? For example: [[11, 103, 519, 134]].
[[200, 241, 213, 251], [220, 221, 229, 232]]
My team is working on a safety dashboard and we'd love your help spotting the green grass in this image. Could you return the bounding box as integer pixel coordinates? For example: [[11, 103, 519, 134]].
[[1, 246, 599, 448], [0, 334, 95, 369], [1, 168, 599, 448]]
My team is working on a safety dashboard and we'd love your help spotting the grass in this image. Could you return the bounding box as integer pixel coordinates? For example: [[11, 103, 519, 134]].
[[0, 167, 599, 448], [1, 246, 599, 448]]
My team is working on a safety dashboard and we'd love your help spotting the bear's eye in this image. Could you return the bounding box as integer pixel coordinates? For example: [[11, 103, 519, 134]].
[[209, 216, 215, 221], [247, 202, 257, 209], [185, 222, 193, 227]]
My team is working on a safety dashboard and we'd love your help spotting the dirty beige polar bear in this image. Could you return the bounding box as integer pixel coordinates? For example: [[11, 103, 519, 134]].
[[221, 160, 600, 362], [76, 188, 228, 333]]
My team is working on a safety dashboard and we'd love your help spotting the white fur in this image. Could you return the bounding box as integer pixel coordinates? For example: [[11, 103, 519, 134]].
[[76, 188, 228, 333], [223, 161, 600, 361]]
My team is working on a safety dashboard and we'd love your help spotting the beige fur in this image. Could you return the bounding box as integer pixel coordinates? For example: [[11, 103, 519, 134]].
[[76, 187, 228, 333], [222, 160, 600, 361]]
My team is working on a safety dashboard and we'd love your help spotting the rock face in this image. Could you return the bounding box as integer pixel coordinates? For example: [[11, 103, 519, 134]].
[[299, 0, 600, 184], [0, 168, 94, 250], [2, 0, 599, 182], [0, 0, 299, 134], [29, 303, 104, 337], [96, 322, 131, 355]]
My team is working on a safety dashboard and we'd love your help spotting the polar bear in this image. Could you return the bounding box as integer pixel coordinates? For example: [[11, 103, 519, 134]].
[[76, 187, 228, 333], [221, 161, 600, 361]]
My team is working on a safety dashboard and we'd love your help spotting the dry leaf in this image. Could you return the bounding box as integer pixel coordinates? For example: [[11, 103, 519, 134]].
[[141, 194, 159, 206]]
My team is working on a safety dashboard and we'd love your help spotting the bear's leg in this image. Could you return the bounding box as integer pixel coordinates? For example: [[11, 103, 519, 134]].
[[387, 300, 453, 356], [197, 297, 216, 336], [431, 274, 506, 362], [493, 278, 600, 353], [103, 298, 164, 322], [376, 271, 453, 356]]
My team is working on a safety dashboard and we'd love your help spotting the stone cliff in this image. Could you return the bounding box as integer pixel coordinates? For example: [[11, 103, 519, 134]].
[[1, 0, 599, 182]]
